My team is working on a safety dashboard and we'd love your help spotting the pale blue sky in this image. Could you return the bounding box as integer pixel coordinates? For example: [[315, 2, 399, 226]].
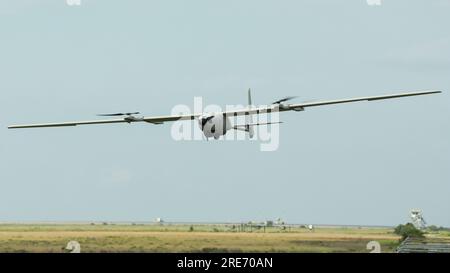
[[0, 0, 449, 226]]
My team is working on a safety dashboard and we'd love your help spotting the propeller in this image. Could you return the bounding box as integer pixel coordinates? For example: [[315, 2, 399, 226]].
[[272, 96, 297, 105], [97, 112, 140, 117]]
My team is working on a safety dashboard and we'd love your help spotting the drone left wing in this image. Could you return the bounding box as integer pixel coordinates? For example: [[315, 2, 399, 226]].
[[8, 113, 200, 129]]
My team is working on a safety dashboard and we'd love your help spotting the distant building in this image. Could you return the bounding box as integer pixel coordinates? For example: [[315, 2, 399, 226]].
[[155, 217, 164, 224]]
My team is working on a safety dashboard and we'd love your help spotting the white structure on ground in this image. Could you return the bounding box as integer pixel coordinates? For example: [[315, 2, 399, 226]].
[[410, 209, 426, 230]]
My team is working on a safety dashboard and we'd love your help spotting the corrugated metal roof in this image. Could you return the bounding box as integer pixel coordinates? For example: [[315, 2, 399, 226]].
[[397, 237, 450, 253]]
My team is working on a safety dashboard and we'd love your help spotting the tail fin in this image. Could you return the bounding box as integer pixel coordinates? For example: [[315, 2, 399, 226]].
[[247, 88, 255, 138], [233, 88, 281, 134]]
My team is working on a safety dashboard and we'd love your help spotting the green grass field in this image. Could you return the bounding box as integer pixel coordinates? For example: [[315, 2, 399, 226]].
[[0, 224, 448, 253]]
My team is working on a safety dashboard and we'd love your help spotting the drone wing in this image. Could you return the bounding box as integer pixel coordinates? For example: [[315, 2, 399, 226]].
[[8, 118, 130, 129], [8, 113, 200, 129], [221, 90, 442, 117], [284, 90, 442, 110], [7, 90, 441, 129]]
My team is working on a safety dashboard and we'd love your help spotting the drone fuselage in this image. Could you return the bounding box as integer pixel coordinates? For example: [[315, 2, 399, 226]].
[[198, 114, 232, 139]]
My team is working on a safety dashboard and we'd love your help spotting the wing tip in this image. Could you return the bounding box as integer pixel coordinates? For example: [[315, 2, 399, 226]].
[[7, 125, 21, 129]]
